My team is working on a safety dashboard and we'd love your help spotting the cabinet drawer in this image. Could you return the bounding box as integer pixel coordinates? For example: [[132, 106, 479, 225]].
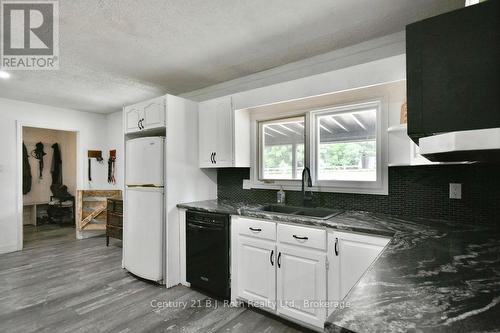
[[107, 212, 123, 227], [106, 225, 123, 240], [278, 223, 326, 251], [238, 217, 276, 241], [113, 201, 123, 213], [107, 199, 123, 214]]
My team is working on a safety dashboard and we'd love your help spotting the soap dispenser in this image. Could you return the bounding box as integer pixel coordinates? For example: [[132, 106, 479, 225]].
[[277, 186, 286, 204]]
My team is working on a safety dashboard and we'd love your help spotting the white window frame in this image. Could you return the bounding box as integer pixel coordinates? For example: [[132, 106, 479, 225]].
[[249, 97, 388, 195], [258, 116, 306, 182], [309, 100, 386, 193]]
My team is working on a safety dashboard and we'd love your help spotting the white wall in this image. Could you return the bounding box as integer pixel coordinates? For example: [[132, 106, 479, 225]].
[[230, 55, 406, 111], [0, 32, 407, 254], [105, 110, 125, 190], [59, 130, 78, 195], [0, 97, 110, 254]]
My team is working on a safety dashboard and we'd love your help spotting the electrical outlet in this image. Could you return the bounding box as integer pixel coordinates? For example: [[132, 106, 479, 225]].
[[449, 183, 462, 199]]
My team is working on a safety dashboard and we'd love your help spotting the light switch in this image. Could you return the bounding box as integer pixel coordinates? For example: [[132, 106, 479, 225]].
[[449, 183, 462, 199]]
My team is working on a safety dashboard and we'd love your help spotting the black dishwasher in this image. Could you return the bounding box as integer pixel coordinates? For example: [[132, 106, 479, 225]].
[[186, 210, 230, 300]]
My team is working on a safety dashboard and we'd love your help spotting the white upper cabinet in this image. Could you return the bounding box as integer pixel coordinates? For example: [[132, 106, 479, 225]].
[[198, 96, 250, 168], [125, 106, 142, 133], [124, 96, 166, 134], [142, 97, 165, 129], [328, 231, 390, 308], [198, 98, 218, 167]]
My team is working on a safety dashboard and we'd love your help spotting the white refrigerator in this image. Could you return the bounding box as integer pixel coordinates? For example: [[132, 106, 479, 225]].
[[124, 136, 165, 282]]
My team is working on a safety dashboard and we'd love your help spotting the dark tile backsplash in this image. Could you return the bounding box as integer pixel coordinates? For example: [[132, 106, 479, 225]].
[[217, 165, 500, 223]]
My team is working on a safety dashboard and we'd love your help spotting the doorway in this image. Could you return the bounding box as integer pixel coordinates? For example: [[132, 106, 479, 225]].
[[21, 126, 78, 248]]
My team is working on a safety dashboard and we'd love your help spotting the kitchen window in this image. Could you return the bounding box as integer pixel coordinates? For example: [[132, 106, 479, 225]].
[[312, 105, 377, 183], [259, 117, 305, 180], [253, 100, 387, 194]]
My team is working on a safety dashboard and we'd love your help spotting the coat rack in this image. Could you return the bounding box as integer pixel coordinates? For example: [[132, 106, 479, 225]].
[[108, 149, 117, 184], [87, 150, 103, 182]]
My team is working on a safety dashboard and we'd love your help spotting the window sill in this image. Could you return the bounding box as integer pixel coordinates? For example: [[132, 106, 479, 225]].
[[247, 181, 388, 195]]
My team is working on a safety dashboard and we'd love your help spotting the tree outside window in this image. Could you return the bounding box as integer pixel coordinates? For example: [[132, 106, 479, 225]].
[[260, 118, 305, 180]]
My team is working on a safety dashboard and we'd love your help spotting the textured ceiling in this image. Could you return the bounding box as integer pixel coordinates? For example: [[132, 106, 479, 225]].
[[0, 0, 463, 113]]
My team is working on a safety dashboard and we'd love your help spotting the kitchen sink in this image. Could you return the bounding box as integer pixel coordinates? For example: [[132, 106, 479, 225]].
[[257, 205, 343, 220], [259, 205, 302, 215], [294, 207, 343, 219]]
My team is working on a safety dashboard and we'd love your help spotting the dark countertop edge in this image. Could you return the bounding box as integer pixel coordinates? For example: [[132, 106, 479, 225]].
[[324, 321, 354, 333], [176, 202, 239, 215], [176, 201, 395, 238]]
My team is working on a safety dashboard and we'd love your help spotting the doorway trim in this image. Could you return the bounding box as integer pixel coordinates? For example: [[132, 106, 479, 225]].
[[16, 120, 81, 251]]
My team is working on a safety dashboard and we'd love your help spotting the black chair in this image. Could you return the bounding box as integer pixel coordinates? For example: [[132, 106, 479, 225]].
[[47, 185, 75, 225]]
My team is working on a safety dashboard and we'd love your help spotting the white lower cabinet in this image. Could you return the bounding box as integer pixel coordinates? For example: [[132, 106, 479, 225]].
[[328, 231, 391, 310], [276, 244, 327, 328], [236, 236, 276, 311], [232, 216, 391, 331]]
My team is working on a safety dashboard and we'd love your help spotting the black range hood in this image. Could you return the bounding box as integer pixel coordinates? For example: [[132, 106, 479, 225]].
[[406, 1, 500, 163]]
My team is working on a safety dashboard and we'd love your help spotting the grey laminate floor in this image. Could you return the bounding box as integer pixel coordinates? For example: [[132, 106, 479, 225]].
[[0, 226, 310, 333]]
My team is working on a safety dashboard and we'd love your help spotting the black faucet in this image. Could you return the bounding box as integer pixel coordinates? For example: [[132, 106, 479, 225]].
[[301, 167, 313, 207]]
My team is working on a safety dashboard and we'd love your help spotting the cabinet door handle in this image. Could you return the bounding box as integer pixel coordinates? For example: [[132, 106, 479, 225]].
[[293, 235, 308, 240], [335, 237, 339, 256], [249, 227, 262, 232], [211, 152, 215, 164], [277, 252, 281, 268], [270, 250, 274, 266], [213, 152, 216, 164]]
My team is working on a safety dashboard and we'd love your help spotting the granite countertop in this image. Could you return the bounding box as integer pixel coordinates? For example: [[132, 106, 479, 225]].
[[177, 200, 500, 332], [177, 200, 394, 237], [177, 199, 254, 216]]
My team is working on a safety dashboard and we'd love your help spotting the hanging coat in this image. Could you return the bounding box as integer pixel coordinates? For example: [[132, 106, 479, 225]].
[[51, 143, 63, 185], [32, 142, 46, 179], [22, 143, 32, 195]]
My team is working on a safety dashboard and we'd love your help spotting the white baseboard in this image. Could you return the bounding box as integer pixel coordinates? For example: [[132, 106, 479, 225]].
[[0, 243, 20, 255]]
